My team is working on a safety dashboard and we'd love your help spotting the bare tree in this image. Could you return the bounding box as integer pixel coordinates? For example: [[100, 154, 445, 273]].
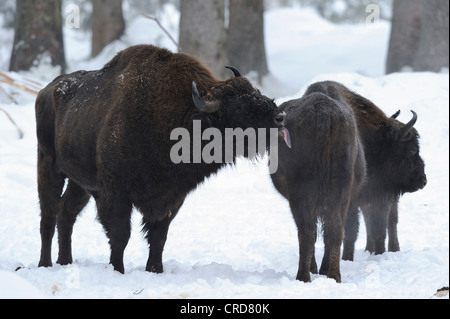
[[179, 0, 228, 79], [227, 0, 268, 82], [413, 0, 449, 72], [386, 0, 449, 74], [9, 0, 66, 74], [91, 0, 125, 58]]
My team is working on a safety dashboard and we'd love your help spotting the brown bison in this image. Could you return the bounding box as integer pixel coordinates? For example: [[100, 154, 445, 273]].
[[36, 44, 289, 274], [271, 92, 366, 283], [304, 81, 427, 259]]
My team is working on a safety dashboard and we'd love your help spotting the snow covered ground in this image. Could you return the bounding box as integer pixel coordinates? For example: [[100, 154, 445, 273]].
[[0, 6, 448, 299]]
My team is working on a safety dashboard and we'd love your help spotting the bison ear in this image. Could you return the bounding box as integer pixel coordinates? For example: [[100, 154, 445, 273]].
[[391, 110, 401, 119], [192, 82, 220, 114]]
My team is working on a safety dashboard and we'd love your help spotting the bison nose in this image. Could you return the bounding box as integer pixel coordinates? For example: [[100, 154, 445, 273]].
[[275, 111, 287, 127], [420, 175, 427, 189]]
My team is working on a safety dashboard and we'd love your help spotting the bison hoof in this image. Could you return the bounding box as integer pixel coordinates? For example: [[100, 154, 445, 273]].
[[56, 257, 73, 266], [296, 272, 312, 283], [146, 263, 163, 274], [38, 259, 53, 268], [111, 262, 125, 274]]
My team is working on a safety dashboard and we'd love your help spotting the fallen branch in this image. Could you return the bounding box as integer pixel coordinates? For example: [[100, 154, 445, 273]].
[[0, 107, 24, 139], [0, 85, 19, 104], [142, 14, 183, 53], [0, 71, 41, 95], [0, 71, 14, 82]]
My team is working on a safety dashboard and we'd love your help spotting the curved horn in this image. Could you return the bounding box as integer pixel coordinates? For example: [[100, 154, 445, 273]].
[[400, 110, 418, 140], [391, 110, 401, 119], [192, 82, 220, 114], [225, 66, 242, 78]]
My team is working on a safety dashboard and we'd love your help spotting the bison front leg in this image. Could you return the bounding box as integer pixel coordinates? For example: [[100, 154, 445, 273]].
[[362, 200, 391, 255], [387, 200, 400, 252], [362, 200, 390, 255], [38, 152, 65, 268], [142, 202, 183, 274], [96, 193, 132, 274]]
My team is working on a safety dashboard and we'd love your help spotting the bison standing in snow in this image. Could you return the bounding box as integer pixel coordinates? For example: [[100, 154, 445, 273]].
[[304, 81, 427, 259], [271, 92, 366, 283], [35, 44, 289, 274]]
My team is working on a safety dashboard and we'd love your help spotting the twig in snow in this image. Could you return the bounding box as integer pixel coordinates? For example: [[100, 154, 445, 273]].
[[133, 288, 145, 295], [0, 85, 19, 105], [0, 71, 41, 95], [0, 107, 24, 139]]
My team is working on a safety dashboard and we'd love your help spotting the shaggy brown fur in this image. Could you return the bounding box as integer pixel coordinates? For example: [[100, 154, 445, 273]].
[[36, 45, 285, 274]]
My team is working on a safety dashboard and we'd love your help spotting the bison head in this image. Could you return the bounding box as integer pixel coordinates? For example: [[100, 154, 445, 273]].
[[191, 66, 290, 148], [383, 110, 427, 194]]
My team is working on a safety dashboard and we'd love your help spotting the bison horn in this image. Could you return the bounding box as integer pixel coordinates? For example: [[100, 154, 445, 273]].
[[391, 110, 401, 119], [192, 82, 220, 114], [400, 110, 418, 140], [225, 66, 242, 78]]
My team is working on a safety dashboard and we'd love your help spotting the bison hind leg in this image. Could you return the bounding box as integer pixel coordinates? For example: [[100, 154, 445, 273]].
[[289, 191, 319, 283], [38, 152, 66, 268], [56, 180, 91, 265], [319, 200, 349, 283]]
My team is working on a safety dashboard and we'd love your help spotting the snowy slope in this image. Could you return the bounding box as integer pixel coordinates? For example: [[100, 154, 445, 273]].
[[0, 6, 448, 299]]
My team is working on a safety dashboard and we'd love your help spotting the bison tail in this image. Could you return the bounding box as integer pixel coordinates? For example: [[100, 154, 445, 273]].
[[310, 96, 358, 210], [35, 88, 57, 157]]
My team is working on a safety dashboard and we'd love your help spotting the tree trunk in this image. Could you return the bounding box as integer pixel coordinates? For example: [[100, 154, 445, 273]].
[[91, 0, 125, 58], [413, 0, 449, 72], [227, 0, 268, 82], [386, 0, 421, 74], [9, 0, 66, 74], [179, 0, 228, 79], [386, 0, 449, 74]]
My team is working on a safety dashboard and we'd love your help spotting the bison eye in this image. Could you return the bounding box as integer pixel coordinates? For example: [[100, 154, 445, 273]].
[[409, 150, 418, 157]]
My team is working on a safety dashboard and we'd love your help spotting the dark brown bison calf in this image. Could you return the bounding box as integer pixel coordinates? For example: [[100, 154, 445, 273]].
[[271, 92, 366, 283]]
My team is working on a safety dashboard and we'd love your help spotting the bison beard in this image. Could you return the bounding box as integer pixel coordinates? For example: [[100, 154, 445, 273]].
[[35, 45, 289, 274]]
